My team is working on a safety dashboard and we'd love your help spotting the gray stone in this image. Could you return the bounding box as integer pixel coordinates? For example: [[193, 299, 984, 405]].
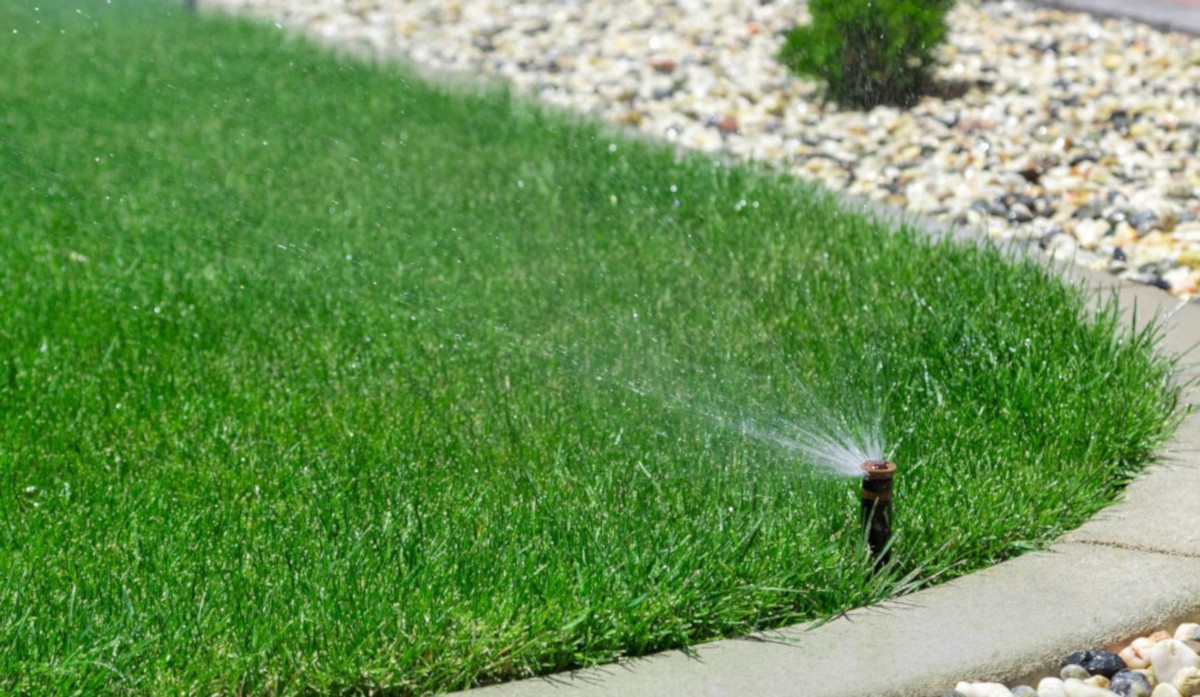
[[1111, 669, 1153, 697], [1061, 664, 1092, 681]]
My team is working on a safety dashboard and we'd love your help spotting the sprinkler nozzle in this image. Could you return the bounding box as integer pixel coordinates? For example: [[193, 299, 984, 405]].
[[860, 460, 896, 569]]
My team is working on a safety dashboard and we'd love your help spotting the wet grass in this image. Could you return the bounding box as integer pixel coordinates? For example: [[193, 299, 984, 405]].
[[0, 1, 1184, 695]]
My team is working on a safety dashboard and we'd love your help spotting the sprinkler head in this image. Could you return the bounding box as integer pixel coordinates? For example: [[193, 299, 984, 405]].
[[861, 460, 897, 484], [860, 460, 896, 569]]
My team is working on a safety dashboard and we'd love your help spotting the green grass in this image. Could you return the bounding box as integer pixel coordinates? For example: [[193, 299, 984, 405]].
[[0, 1, 1184, 695]]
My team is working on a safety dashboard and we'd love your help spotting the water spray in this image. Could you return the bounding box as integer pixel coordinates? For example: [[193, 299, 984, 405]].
[[860, 460, 896, 569]]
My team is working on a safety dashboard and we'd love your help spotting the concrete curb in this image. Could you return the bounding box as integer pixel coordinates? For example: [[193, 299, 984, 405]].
[[1033, 0, 1200, 35]]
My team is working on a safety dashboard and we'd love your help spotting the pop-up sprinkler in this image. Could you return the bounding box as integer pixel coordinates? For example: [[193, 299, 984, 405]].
[[860, 460, 896, 569]]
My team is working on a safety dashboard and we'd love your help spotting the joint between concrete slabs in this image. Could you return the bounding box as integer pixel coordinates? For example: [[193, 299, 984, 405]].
[[1063, 537, 1200, 562]]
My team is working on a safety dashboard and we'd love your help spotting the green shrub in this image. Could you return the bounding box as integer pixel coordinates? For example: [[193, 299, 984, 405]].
[[779, 0, 955, 109]]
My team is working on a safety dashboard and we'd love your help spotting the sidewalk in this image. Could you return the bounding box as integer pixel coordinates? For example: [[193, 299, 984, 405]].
[[1037, 0, 1200, 33]]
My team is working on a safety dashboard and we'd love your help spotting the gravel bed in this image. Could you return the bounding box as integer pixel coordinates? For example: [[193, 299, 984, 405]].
[[954, 621, 1200, 696], [197, 0, 1200, 297]]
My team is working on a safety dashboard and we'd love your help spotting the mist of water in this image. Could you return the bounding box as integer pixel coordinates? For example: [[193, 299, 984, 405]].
[[626, 374, 891, 479], [734, 411, 887, 478], [493, 317, 893, 479]]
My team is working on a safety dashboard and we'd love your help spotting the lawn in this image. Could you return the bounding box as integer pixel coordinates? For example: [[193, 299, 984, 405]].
[[0, 1, 1183, 694]]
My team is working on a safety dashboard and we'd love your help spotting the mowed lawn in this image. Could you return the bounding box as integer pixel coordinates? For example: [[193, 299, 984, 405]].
[[0, 2, 1183, 694]]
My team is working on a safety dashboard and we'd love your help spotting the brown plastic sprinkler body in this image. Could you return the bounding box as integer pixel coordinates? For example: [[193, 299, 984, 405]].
[[860, 460, 896, 569]]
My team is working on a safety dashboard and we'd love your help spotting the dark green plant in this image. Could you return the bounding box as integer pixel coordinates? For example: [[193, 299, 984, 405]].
[[779, 0, 955, 109]]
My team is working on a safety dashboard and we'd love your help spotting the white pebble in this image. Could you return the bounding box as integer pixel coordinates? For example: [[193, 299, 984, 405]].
[[957, 682, 1015, 697], [1073, 218, 1107, 249], [1154, 684, 1184, 697], [1038, 677, 1068, 697], [1152, 640, 1200, 685], [1063, 677, 1119, 697]]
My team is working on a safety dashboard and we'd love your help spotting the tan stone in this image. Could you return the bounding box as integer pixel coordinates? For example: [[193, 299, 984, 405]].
[[1175, 666, 1200, 697]]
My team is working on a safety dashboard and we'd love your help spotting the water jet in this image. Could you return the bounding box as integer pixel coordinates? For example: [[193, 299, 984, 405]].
[[860, 460, 896, 569]]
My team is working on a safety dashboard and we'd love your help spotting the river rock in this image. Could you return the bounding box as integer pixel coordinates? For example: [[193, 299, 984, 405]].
[[1176, 625, 1200, 643], [1173, 666, 1200, 697], [1112, 669, 1154, 697], [1153, 685, 1183, 697], [1066, 650, 1130, 679], [1121, 638, 1160, 670], [1152, 641, 1200, 685], [1122, 646, 1150, 670], [957, 682, 1016, 697], [1039, 677, 1068, 697], [1013, 687, 1039, 697], [1073, 218, 1108, 248], [1064, 665, 1094, 681], [1063, 677, 1121, 697], [1134, 638, 1161, 664]]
